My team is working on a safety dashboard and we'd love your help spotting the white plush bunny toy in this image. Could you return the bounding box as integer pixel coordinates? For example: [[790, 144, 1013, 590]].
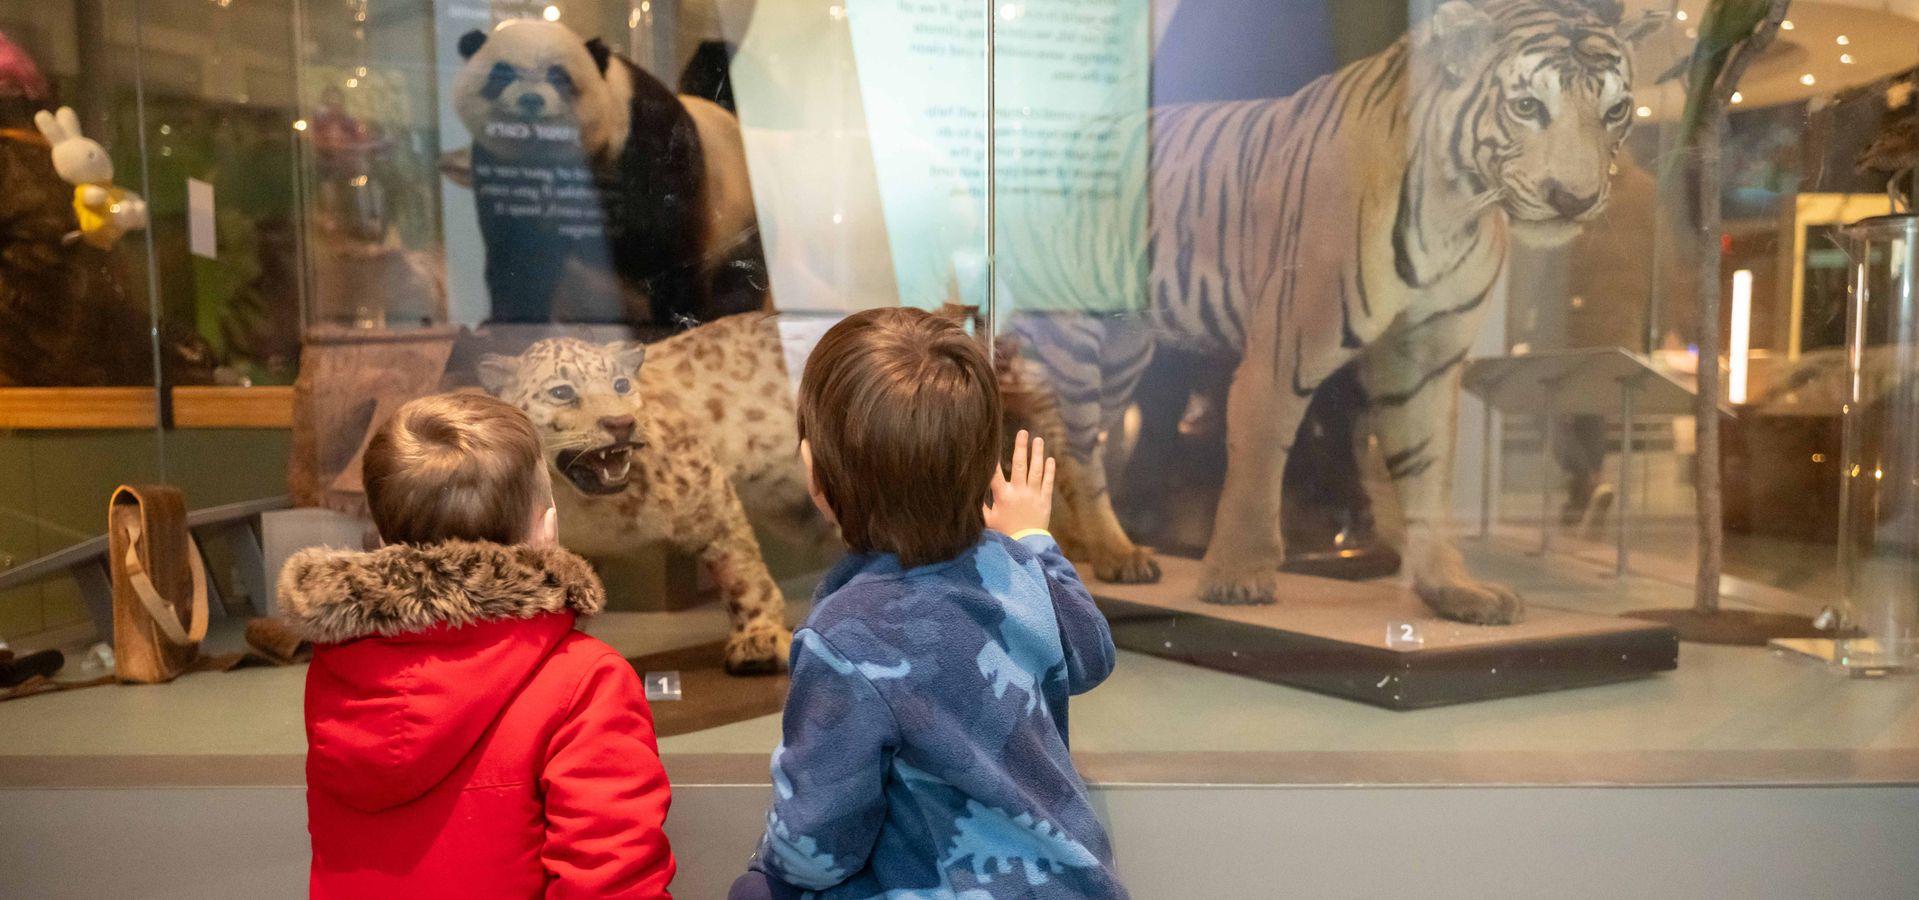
[[34, 106, 148, 249]]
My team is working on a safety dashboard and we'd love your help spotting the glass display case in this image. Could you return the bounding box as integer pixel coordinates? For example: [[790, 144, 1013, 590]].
[[4, 0, 1919, 809]]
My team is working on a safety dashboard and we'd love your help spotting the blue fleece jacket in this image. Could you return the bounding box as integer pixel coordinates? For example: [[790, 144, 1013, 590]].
[[751, 530, 1126, 899]]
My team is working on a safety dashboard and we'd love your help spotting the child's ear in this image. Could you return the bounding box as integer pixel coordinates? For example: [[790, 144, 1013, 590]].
[[799, 439, 835, 525], [534, 505, 559, 548]]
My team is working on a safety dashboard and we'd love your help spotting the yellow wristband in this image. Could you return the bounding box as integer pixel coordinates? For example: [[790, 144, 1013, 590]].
[[1009, 529, 1052, 542]]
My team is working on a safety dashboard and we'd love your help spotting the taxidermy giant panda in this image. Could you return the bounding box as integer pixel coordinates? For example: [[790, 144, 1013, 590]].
[[453, 20, 765, 326]]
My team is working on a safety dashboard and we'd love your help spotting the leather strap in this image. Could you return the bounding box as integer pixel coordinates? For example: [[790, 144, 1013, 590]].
[[121, 521, 209, 645]]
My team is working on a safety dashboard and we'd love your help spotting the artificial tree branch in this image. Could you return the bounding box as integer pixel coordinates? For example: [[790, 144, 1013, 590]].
[[1682, 0, 1793, 615]]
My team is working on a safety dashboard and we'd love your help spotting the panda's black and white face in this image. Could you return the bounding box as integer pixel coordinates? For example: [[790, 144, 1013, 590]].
[[454, 20, 625, 162]]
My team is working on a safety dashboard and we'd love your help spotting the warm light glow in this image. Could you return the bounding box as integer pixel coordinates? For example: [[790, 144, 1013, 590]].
[[1812, 453, 1827, 464], [1635, 105, 1652, 118], [1675, 9, 1688, 20], [1800, 73, 1817, 86], [1840, 54, 1854, 65], [1729, 270, 1753, 405], [344, 77, 359, 88], [1731, 91, 1744, 104], [1876, 468, 1885, 481], [1780, 19, 1794, 30], [542, 4, 560, 21], [1836, 34, 1850, 45], [828, 4, 844, 18], [999, 2, 1018, 19], [628, 8, 640, 27], [293, 119, 309, 131]]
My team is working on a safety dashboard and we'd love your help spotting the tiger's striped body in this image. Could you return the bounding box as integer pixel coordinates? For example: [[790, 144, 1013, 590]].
[[1012, 0, 1661, 621]]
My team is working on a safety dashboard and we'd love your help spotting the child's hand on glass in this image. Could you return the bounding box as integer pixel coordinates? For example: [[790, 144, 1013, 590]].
[[985, 429, 1055, 536]]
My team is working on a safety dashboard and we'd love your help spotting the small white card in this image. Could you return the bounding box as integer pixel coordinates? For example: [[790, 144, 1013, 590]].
[[1385, 621, 1426, 649], [187, 178, 216, 259], [643, 670, 683, 702]]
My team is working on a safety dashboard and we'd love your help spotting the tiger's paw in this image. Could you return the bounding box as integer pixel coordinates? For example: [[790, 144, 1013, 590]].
[[723, 624, 793, 676], [1415, 577, 1524, 625], [1095, 546, 1162, 584], [1199, 566, 1277, 606]]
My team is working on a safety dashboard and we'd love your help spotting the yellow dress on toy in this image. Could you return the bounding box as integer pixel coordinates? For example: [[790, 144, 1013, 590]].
[[72, 184, 136, 250]]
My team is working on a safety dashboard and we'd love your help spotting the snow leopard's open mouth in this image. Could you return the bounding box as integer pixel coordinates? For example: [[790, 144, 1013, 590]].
[[555, 442, 643, 496]]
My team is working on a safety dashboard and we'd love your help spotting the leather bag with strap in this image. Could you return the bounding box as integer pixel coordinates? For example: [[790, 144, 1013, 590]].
[[108, 485, 208, 684]]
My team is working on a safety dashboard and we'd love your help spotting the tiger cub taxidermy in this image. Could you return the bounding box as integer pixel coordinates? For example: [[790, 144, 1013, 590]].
[[1013, 0, 1665, 624]]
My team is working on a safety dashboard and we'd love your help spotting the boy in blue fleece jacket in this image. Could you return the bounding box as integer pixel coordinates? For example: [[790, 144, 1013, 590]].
[[731, 307, 1126, 900]]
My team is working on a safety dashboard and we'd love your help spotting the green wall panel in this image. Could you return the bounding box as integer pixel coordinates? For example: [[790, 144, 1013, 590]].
[[0, 427, 291, 640]]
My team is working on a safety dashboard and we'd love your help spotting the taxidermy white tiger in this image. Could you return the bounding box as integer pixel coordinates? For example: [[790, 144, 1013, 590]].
[[1010, 0, 1665, 624], [478, 315, 820, 674]]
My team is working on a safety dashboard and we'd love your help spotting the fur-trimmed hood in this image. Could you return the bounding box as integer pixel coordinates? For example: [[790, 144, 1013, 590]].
[[291, 541, 613, 814], [279, 540, 605, 644]]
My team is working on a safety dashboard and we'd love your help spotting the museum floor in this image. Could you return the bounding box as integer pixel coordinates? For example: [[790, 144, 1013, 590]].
[[2, 531, 1914, 786]]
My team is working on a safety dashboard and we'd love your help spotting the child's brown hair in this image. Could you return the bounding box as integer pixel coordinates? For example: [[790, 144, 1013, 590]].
[[798, 307, 1001, 568], [363, 392, 553, 546]]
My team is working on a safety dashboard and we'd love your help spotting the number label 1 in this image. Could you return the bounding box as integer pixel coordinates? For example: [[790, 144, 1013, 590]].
[[644, 670, 684, 702]]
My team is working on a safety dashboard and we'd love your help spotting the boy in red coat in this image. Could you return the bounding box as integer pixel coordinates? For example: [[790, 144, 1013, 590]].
[[282, 392, 675, 898]]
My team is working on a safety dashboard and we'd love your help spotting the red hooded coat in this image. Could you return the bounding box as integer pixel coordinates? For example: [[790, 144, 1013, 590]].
[[282, 541, 674, 899]]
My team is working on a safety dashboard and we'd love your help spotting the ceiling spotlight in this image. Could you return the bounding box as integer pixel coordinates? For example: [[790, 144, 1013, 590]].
[[293, 119, 309, 131], [1731, 91, 1744, 104], [1635, 105, 1652, 118], [1840, 53, 1854, 65], [542, 4, 560, 21], [1836, 34, 1849, 46], [1780, 19, 1794, 30], [1800, 73, 1816, 87], [1675, 9, 1688, 21]]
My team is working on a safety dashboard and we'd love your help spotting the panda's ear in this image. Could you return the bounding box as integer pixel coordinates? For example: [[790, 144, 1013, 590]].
[[584, 37, 612, 76], [458, 29, 488, 60]]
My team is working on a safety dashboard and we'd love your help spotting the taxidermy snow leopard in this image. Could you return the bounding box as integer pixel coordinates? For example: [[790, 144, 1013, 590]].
[[478, 314, 821, 674]]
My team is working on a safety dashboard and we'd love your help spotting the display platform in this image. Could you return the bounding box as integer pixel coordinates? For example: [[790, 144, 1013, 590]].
[[1093, 556, 1679, 710], [627, 641, 789, 737]]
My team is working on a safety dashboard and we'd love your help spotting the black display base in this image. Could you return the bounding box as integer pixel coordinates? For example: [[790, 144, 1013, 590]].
[[1089, 556, 1679, 710]]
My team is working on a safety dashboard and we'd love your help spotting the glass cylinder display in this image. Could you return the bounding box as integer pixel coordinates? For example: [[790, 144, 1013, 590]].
[[1837, 214, 1919, 674]]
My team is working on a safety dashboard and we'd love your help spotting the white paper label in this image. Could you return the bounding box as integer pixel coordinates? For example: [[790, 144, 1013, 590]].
[[187, 178, 216, 260]]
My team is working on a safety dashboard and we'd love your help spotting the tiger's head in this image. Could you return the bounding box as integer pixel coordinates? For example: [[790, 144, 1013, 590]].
[[478, 338, 647, 497], [1423, 0, 1668, 246]]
